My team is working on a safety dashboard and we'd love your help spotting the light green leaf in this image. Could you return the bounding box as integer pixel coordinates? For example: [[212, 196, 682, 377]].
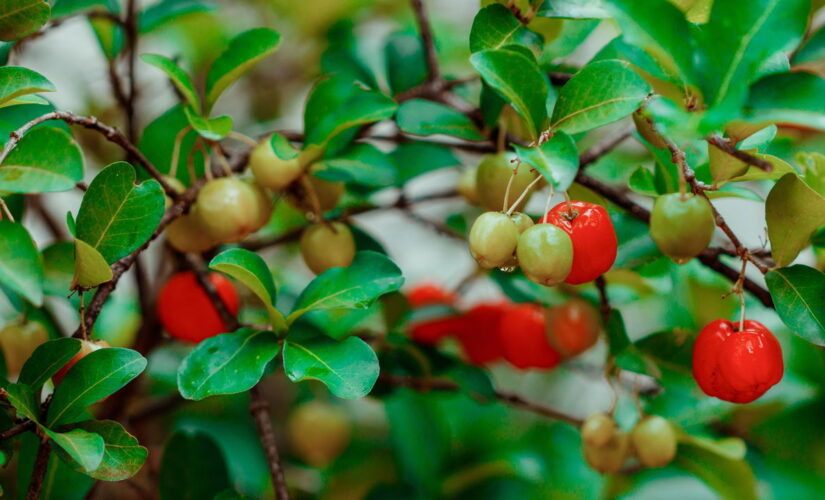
[[0, 220, 44, 306], [766, 265, 825, 346], [46, 428, 105, 473], [139, 0, 216, 34], [316, 143, 397, 188], [184, 108, 232, 141], [674, 442, 757, 500], [141, 54, 201, 114], [0, 66, 55, 107], [744, 72, 825, 130], [708, 140, 755, 183], [0, 127, 84, 193], [727, 154, 795, 183], [627, 165, 659, 196], [765, 173, 825, 267], [0, 93, 50, 108], [469, 4, 542, 52], [268, 132, 300, 160], [283, 335, 379, 399], [677, 434, 746, 461], [512, 131, 578, 191], [796, 152, 825, 197], [72, 238, 113, 289], [0, 0, 50, 41], [538, 0, 609, 18], [56, 420, 148, 481], [19, 338, 81, 392], [396, 99, 484, 141]]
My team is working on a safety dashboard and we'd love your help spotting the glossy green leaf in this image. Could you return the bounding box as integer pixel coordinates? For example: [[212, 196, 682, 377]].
[[289, 251, 404, 322], [0, 220, 44, 306], [50, 0, 116, 17], [745, 72, 825, 130], [674, 443, 757, 500], [177, 328, 281, 400], [184, 108, 232, 141], [766, 265, 825, 346], [538, 0, 610, 18], [5, 382, 39, 422], [392, 142, 459, 184], [19, 338, 81, 391], [384, 32, 426, 95], [469, 4, 542, 52], [72, 238, 113, 289], [268, 132, 300, 160], [283, 335, 379, 399], [141, 54, 201, 113], [470, 47, 548, 140], [209, 249, 286, 332], [316, 142, 397, 188], [139, 0, 216, 34], [47, 347, 147, 427], [0, 0, 50, 41], [0, 127, 84, 193], [512, 131, 578, 191], [0, 93, 49, 108], [75, 162, 165, 264], [628, 165, 659, 196], [46, 428, 105, 473], [159, 431, 230, 500], [205, 27, 281, 111], [57, 420, 148, 480], [0, 66, 55, 107], [139, 104, 205, 186], [765, 174, 825, 267], [396, 99, 484, 141], [550, 59, 650, 134]]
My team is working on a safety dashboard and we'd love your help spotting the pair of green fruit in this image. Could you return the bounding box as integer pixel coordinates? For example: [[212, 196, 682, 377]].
[[459, 153, 542, 211], [581, 413, 677, 473]]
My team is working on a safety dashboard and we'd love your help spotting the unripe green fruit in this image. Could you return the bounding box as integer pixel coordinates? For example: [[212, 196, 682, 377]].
[[632, 110, 667, 149], [476, 153, 539, 212], [650, 193, 715, 264], [163, 176, 186, 209], [581, 413, 616, 448], [510, 212, 534, 234], [250, 182, 273, 231], [289, 169, 345, 214], [166, 211, 219, 254], [300, 222, 356, 274], [250, 140, 303, 190], [468, 212, 519, 269], [457, 167, 479, 205], [287, 401, 351, 467], [193, 178, 262, 243], [583, 430, 630, 474], [631, 416, 678, 468], [0, 322, 48, 375], [516, 224, 573, 286]]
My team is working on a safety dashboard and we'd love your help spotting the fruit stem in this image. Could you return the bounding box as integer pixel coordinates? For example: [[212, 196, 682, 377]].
[[562, 191, 578, 221], [169, 125, 192, 178], [300, 175, 336, 232], [505, 172, 543, 216], [227, 131, 259, 147], [211, 143, 233, 177], [202, 145, 213, 181], [0, 198, 15, 223], [502, 159, 519, 212], [539, 183, 556, 223]]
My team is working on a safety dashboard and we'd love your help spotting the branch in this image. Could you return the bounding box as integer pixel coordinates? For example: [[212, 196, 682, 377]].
[[594, 275, 611, 322], [124, 0, 139, 142], [183, 254, 239, 330], [706, 135, 772, 172], [0, 420, 35, 441], [410, 0, 440, 84], [26, 437, 50, 500], [249, 385, 290, 500]]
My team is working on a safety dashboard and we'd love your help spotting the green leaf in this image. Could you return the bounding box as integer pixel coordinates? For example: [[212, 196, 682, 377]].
[[0, 127, 84, 193], [612, 212, 661, 268], [797, 152, 825, 197], [139, 0, 216, 34], [0, 66, 55, 107], [537, 0, 610, 18], [50, 0, 116, 17], [708, 141, 756, 183], [288, 251, 404, 322], [177, 328, 281, 401], [550, 59, 650, 134], [470, 48, 549, 140], [512, 131, 578, 191], [0, 0, 50, 41], [159, 431, 230, 500], [744, 72, 825, 130], [47, 347, 147, 427], [141, 54, 201, 114], [18, 338, 81, 391], [727, 154, 795, 183], [46, 428, 105, 473], [209, 248, 286, 332], [316, 143, 398, 188], [57, 420, 147, 480], [391, 142, 459, 184], [0, 93, 49, 108], [75, 162, 165, 264], [5, 382, 39, 422], [396, 99, 484, 141], [674, 442, 757, 500], [469, 4, 542, 52], [765, 173, 825, 267], [72, 238, 113, 289], [267, 132, 300, 160], [605, 308, 631, 356], [384, 32, 426, 95], [677, 433, 747, 461], [139, 104, 205, 186], [184, 108, 232, 141], [204, 27, 281, 112], [283, 335, 379, 399], [766, 265, 825, 346], [0, 220, 44, 306], [627, 165, 659, 196]]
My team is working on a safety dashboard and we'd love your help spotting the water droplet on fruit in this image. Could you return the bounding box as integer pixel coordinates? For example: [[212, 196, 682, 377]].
[[498, 265, 517, 273]]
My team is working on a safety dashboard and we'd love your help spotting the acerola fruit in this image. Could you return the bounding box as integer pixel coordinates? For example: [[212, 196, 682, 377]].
[[249, 182, 274, 231], [692, 319, 783, 404], [583, 430, 630, 474], [407, 283, 457, 308], [631, 415, 678, 468], [454, 302, 508, 366], [469, 212, 519, 269], [498, 304, 561, 370], [516, 224, 573, 286], [300, 222, 356, 274], [510, 212, 534, 233], [406, 283, 460, 344], [581, 413, 616, 448], [166, 211, 219, 254], [163, 176, 186, 209], [546, 299, 601, 357], [457, 167, 479, 205], [287, 401, 351, 467], [411, 316, 469, 345], [476, 153, 539, 212], [193, 178, 262, 243], [157, 271, 239, 343], [52, 339, 110, 386], [250, 140, 303, 190], [544, 201, 617, 284], [0, 322, 48, 375], [290, 168, 344, 213], [650, 193, 715, 264]]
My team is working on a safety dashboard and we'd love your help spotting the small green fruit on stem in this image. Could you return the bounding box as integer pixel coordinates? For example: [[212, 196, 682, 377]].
[[650, 193, 715, 264]]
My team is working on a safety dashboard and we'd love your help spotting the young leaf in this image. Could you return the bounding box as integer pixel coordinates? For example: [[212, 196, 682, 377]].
[[396, 99, 484, 141], [177, 328, 281, 401], [139, 104, 205, 186], [205, 27, 281, 112], [766, 265, 825, 347], [550, 59, 650, 135], [184, 108, 232, 141], [18, 337, 81, 392], [47, 347, 147, 427], [288, 251, 404, 323], [72, 238, 113, 289], [46, 428, 105, 473], [469, 4, 542, 53], [75, 162, 165, 264], [283, 335, 379, 399], [56, 420, 148, 481], [159, 431, 230, 500], [0, 66, 55, 107], [470, 48, 549, 140], [512, 131, 578, 191], [627, 166, 659, 197], [744, 72, 825, 130], [141, 54, 201, 113], [0, 127, 84, 193], [0, 220, 44, 306], [765, 173, 825, 267], [316, 143, 397, 188], [0, 0, 50, 41]]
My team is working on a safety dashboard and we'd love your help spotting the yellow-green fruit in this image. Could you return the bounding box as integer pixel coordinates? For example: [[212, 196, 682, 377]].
[[583, 431, 630, 474], [300, 222, 356, 274], [650, 193, 715, 264], [516, 224, 573, 286], [631, 416, 678, 468], [163, 176, 187, 209], [510, 212, 534, 234], [193, 178, 261, 243], [457, 167, 479, 205], [309, 174, 344, 212], [0, 322, 48, 375], [166, 210, 219, 253], [250, 183, 273, 230], [581, 413, 616, 448], [468, 212, 519, 269], [632, 110, 668, 149], [250, 140, 303, 190], [287, 401, 351, 467], [476, 153, 539, 212]]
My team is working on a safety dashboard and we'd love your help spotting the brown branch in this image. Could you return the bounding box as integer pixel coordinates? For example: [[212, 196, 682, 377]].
[[594, 275, 611, 323], [410, 0, 440, 84], [0, 420, 35, 441], [706, 135, 772, 172], [124, 0, 139, 143], [26, 438, 50, 500], [182, 254, 239, 330], [249, 385, 290, 500]]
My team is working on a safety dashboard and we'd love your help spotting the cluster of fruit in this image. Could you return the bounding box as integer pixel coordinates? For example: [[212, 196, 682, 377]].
[[581, 413, 677, 473]]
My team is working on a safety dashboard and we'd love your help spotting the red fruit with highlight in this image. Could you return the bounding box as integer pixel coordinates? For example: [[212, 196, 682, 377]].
[[454, 302, 508, 366], [410, 316, 469, 345], [499, 304, 561, 370], [544, 201, 617, 284], [692, 319, 783, 404], [546, 299, 601, 357], [157, 271, 239, 343], [407, 283, 457, 308]]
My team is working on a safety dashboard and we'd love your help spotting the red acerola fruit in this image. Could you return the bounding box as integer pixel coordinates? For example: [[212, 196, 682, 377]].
[[544, 201, 617, 284], [407, 283, 457, 308], [499, 304, 561, 370], [157, 271, 240, 343], [52, 339, 110, 386], [454, 302, 509, 366], [692, 319, 783, 404], [410, 316, 469, 345], [546, 299, 601, 357]]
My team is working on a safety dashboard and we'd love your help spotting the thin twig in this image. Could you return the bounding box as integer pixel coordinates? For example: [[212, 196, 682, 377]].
[[26, 438, 50, 500], [182, 253, 239, 330], [410, 0, 440, 84], [594, 275, 611, 323], [706, 135, 772, 172], [0, 420, 35, 441], [249, 385, 290, 500]]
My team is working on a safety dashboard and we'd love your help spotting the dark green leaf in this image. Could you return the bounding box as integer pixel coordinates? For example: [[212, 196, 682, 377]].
[[606, 308, 630, 355], [612, 212, 661, 268], [765, 173, 825, 267], [141, 54, 201, 113], [50, 0, 116, 18], [745, 72, 825, 130], [0, 220, 44, 306], [0, 127, 84, 193], [283, 335, 379, 399], [139, 105, 205, 186], [766, 265, 825, 346], [184, 108, 232, 141], [396, 99, 484, 141], [57, 420, 147, 480], [470, 4, 542, 52], [384, 32, 426, 95], [391, 142, 459, 184], [46, 428, 105, 473], [89, 12, 124, 60], [17, 433, 95, 500], [513, 131, 578, 191], [0, 0, 50, 41], [0, 66, 55, 107], [5, 382, 39, 422], [42, 242, 75, 296], [139, 0, 215, 33], [316, 143, 397, 188], [159, 431, 230, 500], [72, 238, 113, 288], [18, 338, 81, 391]]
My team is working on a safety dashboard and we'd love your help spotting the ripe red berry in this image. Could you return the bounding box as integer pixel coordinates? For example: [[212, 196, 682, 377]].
[[453, 302, 508, 366], [407, 283, 457, 308], [52, 339, 110, 386], [498, 304, 561, 370], [157, 271, 239, 343], [406, 283, 461, 345], [544, 201, 617, 284], [546, 299, 601, 357], [692, 319, 783, 403], [410, 316, 469, 345]]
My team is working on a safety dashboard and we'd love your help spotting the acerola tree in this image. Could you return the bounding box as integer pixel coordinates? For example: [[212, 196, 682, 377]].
[[1, 0, 825, 498]]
